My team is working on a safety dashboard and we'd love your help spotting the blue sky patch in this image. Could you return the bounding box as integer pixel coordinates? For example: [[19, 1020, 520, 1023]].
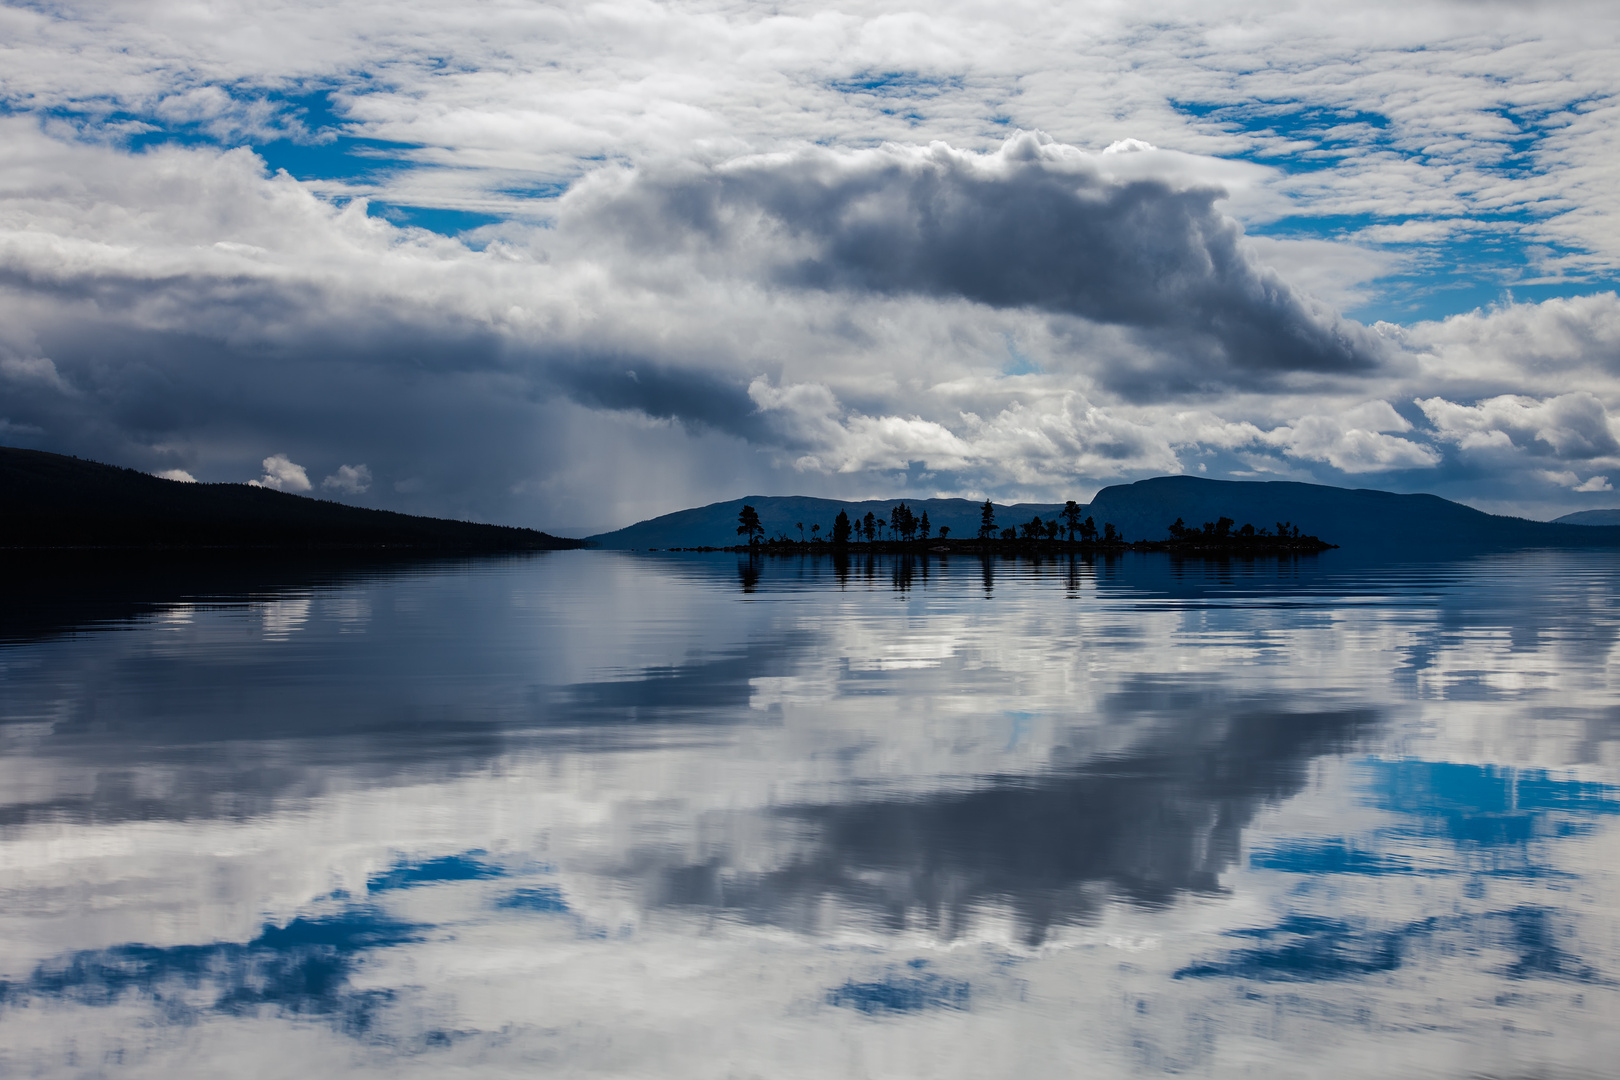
[[1176, 906, 1604, 984], [495, 885, 570, 914], [1249, 839, 1425, 876], [827, 962, 972, 1014], [368, 851, 508, 892], [0, 908, 423, 1033]]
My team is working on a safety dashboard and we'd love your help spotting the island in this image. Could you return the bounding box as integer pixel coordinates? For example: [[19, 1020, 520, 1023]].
[[708, 501, 1332, 556]]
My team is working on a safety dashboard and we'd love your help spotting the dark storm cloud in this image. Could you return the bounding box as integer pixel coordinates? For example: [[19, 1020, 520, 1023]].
[[549, 356, 768, 442], [0, 283, 767, 523], [576, 137, 1389, 390]]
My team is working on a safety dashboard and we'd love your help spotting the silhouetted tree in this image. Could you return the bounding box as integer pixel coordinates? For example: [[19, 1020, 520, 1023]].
[[737, 505, 763, 546], [1001, 527, 1016, 540], [1103, 522, 1119, 543], [938, 525, 950, 540], [1079, 516, 1097, 542], [796, 521, 805, 544], [1168, 517, 1190, 540], [1061, 500, 1082, 541], [832, 510, 852, 545], [1045, 519, 1060, 540], [862, 511, 876, 542], [890, 502, 916, 541], [918, 511, 930, 539], [1239, 522, 1255, 538], [812, 523, 821, 543], [979, 500, 996, 540], [1021, 516, 1045, 540]]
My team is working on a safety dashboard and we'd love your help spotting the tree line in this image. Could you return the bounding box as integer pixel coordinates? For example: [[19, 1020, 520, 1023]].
[[733, 502, 1330, 552], [735, 500, 1126, 548]]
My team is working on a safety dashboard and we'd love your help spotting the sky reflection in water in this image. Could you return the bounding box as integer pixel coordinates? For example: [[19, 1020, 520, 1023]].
[[1, 549, 1619, 1077]]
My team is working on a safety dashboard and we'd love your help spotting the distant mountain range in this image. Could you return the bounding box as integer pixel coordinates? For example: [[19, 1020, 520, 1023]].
[[1, 448, 584, 550], [589, 476, 1620, 553], [1553, 508, 1620, 527]]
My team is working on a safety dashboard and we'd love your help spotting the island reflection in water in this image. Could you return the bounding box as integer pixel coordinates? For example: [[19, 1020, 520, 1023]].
[[1, 549, 1618, 1077]]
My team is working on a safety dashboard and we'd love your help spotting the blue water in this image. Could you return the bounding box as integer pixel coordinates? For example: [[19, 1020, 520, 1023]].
[[2, 549, 1618, 1077]]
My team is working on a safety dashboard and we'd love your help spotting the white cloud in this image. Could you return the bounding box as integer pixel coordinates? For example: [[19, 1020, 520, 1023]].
[[322, 464, 372, 495], [250, 454, 312, 492], [1539, 470, 1614, 493], [1404, 293, 1620, 390], [153, 468, 196, 482], [1416, 392, 1620, 461]]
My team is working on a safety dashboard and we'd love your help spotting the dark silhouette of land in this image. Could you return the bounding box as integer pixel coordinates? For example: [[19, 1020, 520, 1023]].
[[1, 448, 585, 551]]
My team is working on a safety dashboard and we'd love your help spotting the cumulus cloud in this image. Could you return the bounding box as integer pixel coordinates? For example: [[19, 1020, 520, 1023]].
[[321, 464, 372, 495], [750, 377, 1183, 483], [1403, 293, 1620, 390], [153, 468, 196, 482], [1539, 470, 1613, 492], [1416, 392, 1620, 461], [1256, 401, 1441, 474], [572, 135, 1388, 393], [249, 454, 312, 492]]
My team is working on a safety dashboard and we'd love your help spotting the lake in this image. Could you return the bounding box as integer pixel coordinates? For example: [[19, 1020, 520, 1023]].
[[2, 548, 1618, 1078]]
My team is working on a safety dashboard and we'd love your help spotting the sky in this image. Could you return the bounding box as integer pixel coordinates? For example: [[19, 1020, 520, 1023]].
[[1, 0, 1619, 532]]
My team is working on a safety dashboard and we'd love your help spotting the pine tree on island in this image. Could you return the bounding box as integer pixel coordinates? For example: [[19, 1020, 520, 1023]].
[[737, 505, 763, 547], [1061, 501, 1082, 541]]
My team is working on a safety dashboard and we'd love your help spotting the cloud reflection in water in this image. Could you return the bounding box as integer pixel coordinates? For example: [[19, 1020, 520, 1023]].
[[2, 550, 1620, 1077]]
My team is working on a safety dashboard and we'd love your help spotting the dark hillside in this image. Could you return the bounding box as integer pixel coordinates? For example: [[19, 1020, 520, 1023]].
[[0, 448, 585, 550]]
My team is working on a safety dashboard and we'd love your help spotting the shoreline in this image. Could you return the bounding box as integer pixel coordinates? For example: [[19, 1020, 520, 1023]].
[[634, 537, 1336, 556]]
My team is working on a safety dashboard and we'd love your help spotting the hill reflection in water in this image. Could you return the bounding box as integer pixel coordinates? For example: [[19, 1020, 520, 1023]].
[[1, 550, 1618, 1078]]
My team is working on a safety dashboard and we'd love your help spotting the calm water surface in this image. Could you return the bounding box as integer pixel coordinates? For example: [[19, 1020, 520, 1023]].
[[2, 549, 1619, 1078]]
